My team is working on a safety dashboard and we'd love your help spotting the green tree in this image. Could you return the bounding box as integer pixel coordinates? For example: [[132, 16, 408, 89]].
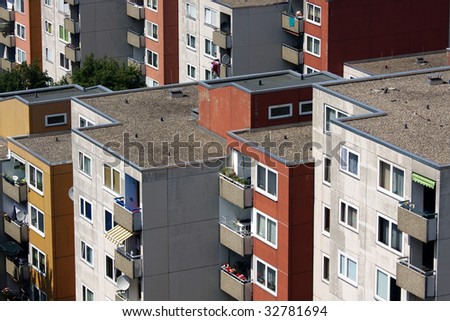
[[71, 54, 145, 90], [0, 61, 52, 92]]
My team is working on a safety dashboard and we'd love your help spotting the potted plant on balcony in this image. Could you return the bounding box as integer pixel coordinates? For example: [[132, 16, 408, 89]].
[[221, 167, 249, 186]]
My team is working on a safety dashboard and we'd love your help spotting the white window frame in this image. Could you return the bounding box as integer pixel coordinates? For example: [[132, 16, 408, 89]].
[[79, 115, 95, 128], [338, 251, 358, 287], [44, 20, 53, 35], [45, 48, 54, 63], [339, 199, 359, 232], [322, 204, 330, 237], [15, 22, 26, 40], [146, 49, 158, 69], [204, 7, 218, 28], [59, 52, 70, 71], [375, 267, 400, 301], [30, 244, 46, 275], [15, 0, 24, 13], [28, 163, 44, 195], [306, 2, 321, 26], [186, 33, 196, 51], [186, 63, 196, 80], [81, 240, 94, 267], [103, 163, 121, 195], [57, 0, 69, 14], [81, 284, 94, 301], [304, 65, 319, 74], [44, 0, 52, 7], [322, 253, 330, 284], [253, 208, 277, 248], [105, 253, 119, 284], [29, 203, 45, 237], [146, 77, 159, 87], [299, 100, 313, 115], [16, 48, 26, 64], [146, 0, 157, 11], [104, 207, 115, 233], [186, 2, 197, 20], [58, 24, 70, 43], [145, 20, 158, 41], [323, 155, 331, 186], [305, 34, 321, 57], [204, 38, 218, 59], [268, 103, 293, 120], [339, 146, 360, 178], [45, 113, 67, 127], [31, 284, 47, 301], [78, 151, 92, 178], [254, 256, 277, 296], [376, 213, 403, 255], [80, 196, 93, 223], [377, 158, 405, 200], [255, 162, 278, 201], [324, 104, 347, 134]]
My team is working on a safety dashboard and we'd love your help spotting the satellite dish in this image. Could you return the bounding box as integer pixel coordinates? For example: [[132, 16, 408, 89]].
[[222, 54, 230, 65], [16, 211, 26, 223], [220, 21, 230, 33], [68, 187, 74, 201], [117, 275, 130, 291]]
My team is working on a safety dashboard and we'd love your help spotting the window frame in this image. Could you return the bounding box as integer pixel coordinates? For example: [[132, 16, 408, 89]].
[[28, 163, 44, 195], [324, 104, 347, 134], [146, 77, 159, 87], [45, 113, 67, 127], [15, 0, 24, 13], [80, 196, 93, 223], [306, 2, 321, 26], [145, 20, 158, 41], [29, 203, 45, 237], [338, 251, 358, 287], [339, 146, 360, 179], [104, 207, 116, 233], [58, 24, 70, 43], [146, 49, 158, 69], [81, 240, 94, 267], [376, 213, 403, 255], [268, 103, 293, 120], [204, 7, 218, 28], [45, 47, 54, 63], [16, 48, 26, 64], [299, 100, 313, 115], [103, 163, 121, 195], [253, 208, 277, 248], [81, 284, 94, 301], [375, 267, 401, 301], [305, 34, 321, 57], [78, 151, 92, 178], [186, 63, 197, 80], [146, 0, 157, 11], [44, 20, 53, 35], [59, 52, 70, 71], [31, 244, 46, 275], [44, 0, 52, 7], [186, 2, 197, 20], [31, 284, 47, 301], [204, 38, 218, 59], [322, 253, 330, 284], [186, 33, 196, 51], [105, 253, 120, 284], [15, 22, 26, 40], [79, 115, 95, 128], [323, 155, 331, 186], [339, 199, 359, 232], [304, 65, 319, 74], [254, 256, 277, 296], [377, 158, 405, 200], [322, 204, 330, 237], [255, 162, 278, 201]]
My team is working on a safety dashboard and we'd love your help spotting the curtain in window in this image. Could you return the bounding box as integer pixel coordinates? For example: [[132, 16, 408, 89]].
[[325, 107, 336, 132], [36, 170, 43, 191], [376, 270, 388, 300], [257, 214, 266, 238], [38, 211, 44, 233], [347, 259, 357, 281], [84, 157, 91, 175], [392, 167, 404, 197], [267, 170, 277, 196], [257, 261, 265, 286], [348, 206, 357, 228], [32, 247, 38, 268], [391, 223, 402, 252], [31, 207, 37, 228], [113, 169, 120, 193], [39, 252, 45, 274], [349, 152, 358, 175], [30, 167, 36, 187], [307, 4, 314, 20], [340, 148, 348, 171], [267, 219, 276, 245], [267, 267, 276, 292], [257, 165, 266, 190], [314, 7, 321, 23], [104, 165, 111, 188], [379, 161, 391, 190]]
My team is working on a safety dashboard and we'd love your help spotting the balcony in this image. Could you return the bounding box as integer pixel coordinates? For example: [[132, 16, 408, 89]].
[[213, 30, 232, 49], [127, 57, 145, 75], [2, 176, 27, 203], [0, 5, 15, 21], [64, 0, 80, 5], [115, 291, 128, 301], [281, 12, 304, 35], [127, 30, 145, 48], [3, 214, 28, 244], [115, 247, 142, 279], [282, 44, 304, 65], [65, 44, 81, 62], [398, 201, 437, 243], [219, 173, 252, 208], [126, 0, 144, 20], [397, 257, 435, 300], [219, 64, 231, 78], [220, 265, 252, 301], [220, 220, 252, 257], [0, 33, 14, 47], [64, 17, 80, 34], [1, 58, 16, 71], [6, 256, 29, 283], [114, 197, 142, 232]]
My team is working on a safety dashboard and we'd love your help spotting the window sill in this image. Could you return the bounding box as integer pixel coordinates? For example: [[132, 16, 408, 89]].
[[78, 169, 92, 180], [338, 276, 357, 288], [255, 188, 278, 202], [338, 221, 359, 234], [28, 185, 44, 197]]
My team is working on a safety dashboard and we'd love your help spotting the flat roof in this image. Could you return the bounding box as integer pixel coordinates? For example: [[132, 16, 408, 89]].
[[9, 132, 72, 165], [231, 123, 313, 164], [325, 69, 450, 166], [345, 51, 448, 76], [213, 0, 287, 8], [0, 137, 8, 160], [78, 85, 227, 169]]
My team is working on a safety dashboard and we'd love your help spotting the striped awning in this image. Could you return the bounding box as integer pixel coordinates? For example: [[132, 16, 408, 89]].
[[412, 173, 436, 189], [105, 225, 134, 245]]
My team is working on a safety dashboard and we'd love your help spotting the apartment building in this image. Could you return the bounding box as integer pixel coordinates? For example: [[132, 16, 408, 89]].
[[178, 0, 293, 82], [283, 0, 449, 76], [312, 66, 450, 300]]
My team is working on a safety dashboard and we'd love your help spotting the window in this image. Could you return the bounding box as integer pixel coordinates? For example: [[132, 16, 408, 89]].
[[104, 208, 116, 233], [377, 214, 402, 253], [57, 0, 69, 14], [323, 205, 330, 236], [299, 101, 313, 115], [44, 0, 52, 6], [322, 254, 330, 283], [146, 49, 158, 69], [146, 77, 159, 87], [59, 52, 70, 70], [29, 164, 43, 193], [45, 113, 67, 127], [256, 163, 277, 200], [269, 103, 293, 119], [145, 20, 158, 41], [15, 22, 25, 40], [81, 240, 94, 266], [186, 33, 196, 50], [306, 3, 321, 25], [30, 204, 44, 236], [306, 34, 320, 57], [78, 152, 91, 177], [339, 199, 358, 231], [31, 285, 47, 301], [255, 257, 277, 295], [146, 0, 157, 11], [204, 38, 218, 58], [103, 164, 120, 194], [338, 251, 358, 286], [254, 210, 277, 247], [58, 25, 69, 43], [324, 105, 347, 133], [44, 20, 52, 34], [205, 69, 212, 80], [339, 146, 359, 178], [204, 7, 218, 27], [16, 48, 26, 64], [79, 116, 95, 128], [31, 245, 46, 275], [105, 254, 120, 282], [186, 2, 196, 20], [187, 64, 196, 80], [323, 155, 331, 185], [15, 0, 24, 13], [375, 268, 401, 301], [80, 196, 92, 222], [305, 65, 319, 74], [82, 285, 94, 301], [45, 48, 53, 63], [378, 160, 404, 198]]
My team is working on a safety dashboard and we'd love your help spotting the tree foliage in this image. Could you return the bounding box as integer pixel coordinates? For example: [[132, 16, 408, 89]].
[[71, 54, 145, 90], [0, 61, 52, 92]]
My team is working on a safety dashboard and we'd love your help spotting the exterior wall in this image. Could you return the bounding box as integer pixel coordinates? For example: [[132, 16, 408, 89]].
[[29, 0, 41, 64], [436, 167, 450, 299], [14, 0, 31, 63], [71, 99, 115, 129], [342, 65, 371, 79], [0, 99, 30, 137], [29, 101, 71, 133]]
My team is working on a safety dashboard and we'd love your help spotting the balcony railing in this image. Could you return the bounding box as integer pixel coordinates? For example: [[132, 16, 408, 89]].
[[396, 257, 435, 300], [1, 58, 16, 71], [127, 57, 145, 75], [220, 265, 252, 301], [282, 44, 304, 65], [2, 176, 27, 203], [126, 0, 144, 20], [0, 4, 15, 21], [219, 219, 252, 256], [6, 256, 30, 283], [219, 173, 252, 208], [65, 44, 81, 62], [0, 33, 15, 47], [64, 17, 80, 34], [281, 12, 304, 35], [220, 64, 231, 78], [213, 30, 232, 49], [64, 0, 80, 5], [115, 247, 142, 279], [398, 201, 437, 243], [3, 214, 28, 244], [114, 197, 142, 232], [127, 30, 145, 48], [115, 291, 128, 301]]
